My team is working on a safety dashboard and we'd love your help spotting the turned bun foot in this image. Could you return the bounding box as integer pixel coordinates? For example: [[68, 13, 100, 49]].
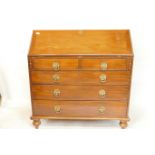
[[119, 120, 128, 129], [32, 119, 41, 129]]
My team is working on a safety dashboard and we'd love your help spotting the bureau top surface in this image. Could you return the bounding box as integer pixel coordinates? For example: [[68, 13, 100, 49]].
[[29, 30, 133, 56]]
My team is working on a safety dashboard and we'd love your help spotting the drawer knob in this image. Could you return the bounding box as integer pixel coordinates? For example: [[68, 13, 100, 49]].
[[101, 62, 107, 70], [99, 74, 106, 82], [52, 62, 60, 71], [53, 89, 61, 97], [52, 74, 60, 81], [98, 106, 105, 113], [54, 105, 61, 113], [99, 89, 106, 97]]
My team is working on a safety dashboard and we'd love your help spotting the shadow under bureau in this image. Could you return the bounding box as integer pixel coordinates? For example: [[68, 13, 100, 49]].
[[28, 30, 133, 129]]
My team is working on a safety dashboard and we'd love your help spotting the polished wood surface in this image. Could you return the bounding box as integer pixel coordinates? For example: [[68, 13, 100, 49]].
[[31, 85, 129, 100], [29, 30, 133, 56], [80, 58, 127, 70], [31, 58, 78, 70], [30, 57, 128, 71], [31, 71, 130, 85], [28, 30, 133, 128], [32, 100, 127, 118]]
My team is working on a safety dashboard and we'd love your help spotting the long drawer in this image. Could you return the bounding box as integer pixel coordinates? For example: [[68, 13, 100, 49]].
[[31, 71, 130, 85], [32, 100, 128, 118], [31, 85, 129, 100]]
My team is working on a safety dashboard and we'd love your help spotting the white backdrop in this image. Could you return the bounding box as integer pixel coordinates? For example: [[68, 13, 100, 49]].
[[0, 0, 155, 154]]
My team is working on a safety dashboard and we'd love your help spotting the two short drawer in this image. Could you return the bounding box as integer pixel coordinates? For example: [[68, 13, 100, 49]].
[[31, 58, 129, 70]]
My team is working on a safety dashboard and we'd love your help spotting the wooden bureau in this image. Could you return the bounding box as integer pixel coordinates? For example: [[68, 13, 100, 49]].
[[28, 30, 133, 129]]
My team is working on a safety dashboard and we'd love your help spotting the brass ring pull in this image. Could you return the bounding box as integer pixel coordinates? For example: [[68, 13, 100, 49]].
[[52, 62, 60, 71], [98, 106, 105, 113], [54, 105, 61, 113], [52, 74, 60, 81], [99, 89, 106, 97], [99, 74, 106, 82], [53, 89, 61, 97], [101, 62, 107, 70]]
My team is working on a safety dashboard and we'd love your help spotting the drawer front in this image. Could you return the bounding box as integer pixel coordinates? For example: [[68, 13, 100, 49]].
[[32, 100, 127, 118], [31, 58, 78, 70], [80, 59, 127, 70], [31, 71, 130, 85], [30, 58, 128, 70], [31, 85, 129, 100]]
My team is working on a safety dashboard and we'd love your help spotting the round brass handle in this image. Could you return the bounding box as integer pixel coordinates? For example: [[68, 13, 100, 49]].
[[101, 62, 107, 70], [54, 105, 61, 113], [98, 106, 105, 113], [99, 74, 106, 82], [99, 89, 106, 97], [53, 89, 61, 97], [52, 74, 60, 81], [52, 62, 60, 71]]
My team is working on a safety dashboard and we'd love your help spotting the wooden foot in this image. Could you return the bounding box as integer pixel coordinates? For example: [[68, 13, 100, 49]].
[[32, 119, 41, 129], [119, 120, 128, 129]]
